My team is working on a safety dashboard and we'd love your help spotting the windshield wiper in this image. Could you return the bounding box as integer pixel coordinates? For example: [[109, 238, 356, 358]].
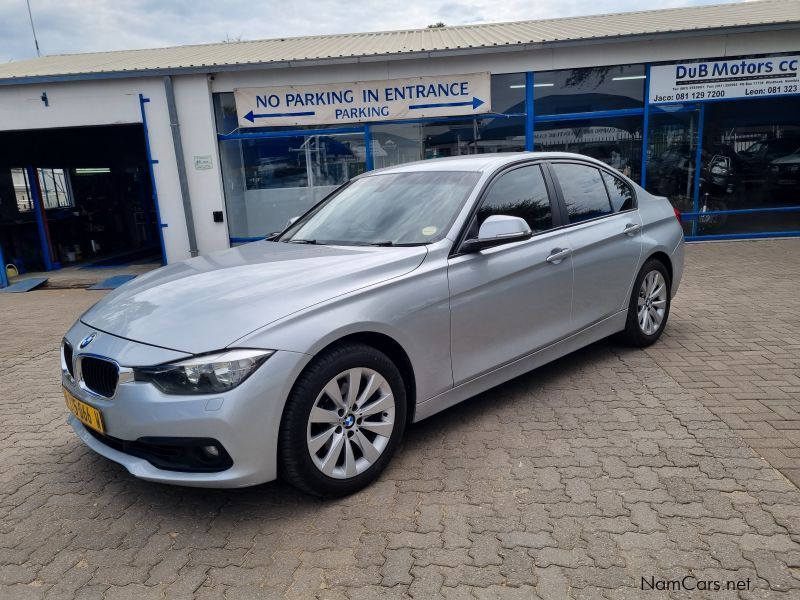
[[287, 239, 318, 244], [359, 241, 394, 246]]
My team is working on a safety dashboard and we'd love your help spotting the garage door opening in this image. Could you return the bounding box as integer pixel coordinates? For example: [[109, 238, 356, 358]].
[[0, 124, 162, 274]]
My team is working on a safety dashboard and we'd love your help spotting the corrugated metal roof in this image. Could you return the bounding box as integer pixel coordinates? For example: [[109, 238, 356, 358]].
[[1, 0, 799, 83]]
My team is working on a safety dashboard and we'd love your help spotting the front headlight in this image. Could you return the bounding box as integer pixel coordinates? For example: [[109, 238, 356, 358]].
[[134, 349, 274, 395]]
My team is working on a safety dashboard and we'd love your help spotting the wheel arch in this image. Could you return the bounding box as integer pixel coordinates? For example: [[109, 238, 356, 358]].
[[307, 331, 417, 424], [644, 250, 673, 286]]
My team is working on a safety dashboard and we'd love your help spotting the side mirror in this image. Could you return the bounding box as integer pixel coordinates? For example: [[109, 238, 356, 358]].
[[460, 215, 532, 253]]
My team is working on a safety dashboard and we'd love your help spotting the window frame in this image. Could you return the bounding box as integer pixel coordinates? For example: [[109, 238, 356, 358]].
[[451, 159, 564, 257], [545, 159, 638, 229]]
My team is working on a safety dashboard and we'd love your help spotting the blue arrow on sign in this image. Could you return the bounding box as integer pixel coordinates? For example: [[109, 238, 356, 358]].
[[244, 110, 316, 122], [409, 97, 485, 111]]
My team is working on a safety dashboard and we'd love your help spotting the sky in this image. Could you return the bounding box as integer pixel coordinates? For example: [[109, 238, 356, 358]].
[[0, 0, 749, 63]]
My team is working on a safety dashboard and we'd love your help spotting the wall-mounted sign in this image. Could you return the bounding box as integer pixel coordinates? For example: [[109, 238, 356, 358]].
[[234, 72, 491, 127], [649, 55, 799, 104], [193, 155, 213, 170]]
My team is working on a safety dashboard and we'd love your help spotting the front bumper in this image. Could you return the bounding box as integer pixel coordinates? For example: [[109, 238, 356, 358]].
[[63, 322, 311, 488]]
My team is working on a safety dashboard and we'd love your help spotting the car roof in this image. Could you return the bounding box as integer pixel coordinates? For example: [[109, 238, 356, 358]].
[[362, 152, 608, 176]]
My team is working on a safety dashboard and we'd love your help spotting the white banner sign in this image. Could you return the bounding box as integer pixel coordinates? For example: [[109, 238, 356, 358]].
[[234, 73, 491, 127], [650, 56, 800, 104]]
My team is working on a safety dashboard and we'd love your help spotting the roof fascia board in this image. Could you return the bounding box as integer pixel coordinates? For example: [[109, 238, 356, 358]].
[[0, 22, 797, 87]]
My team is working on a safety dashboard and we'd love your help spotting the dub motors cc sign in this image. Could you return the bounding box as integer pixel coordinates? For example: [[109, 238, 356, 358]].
[[649, 55, 800, 104], [234, 73, 491, 127]]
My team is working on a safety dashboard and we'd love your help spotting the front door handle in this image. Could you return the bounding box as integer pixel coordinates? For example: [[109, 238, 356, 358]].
[[624, 222, 642, 236], [546, 248, 572, 264]]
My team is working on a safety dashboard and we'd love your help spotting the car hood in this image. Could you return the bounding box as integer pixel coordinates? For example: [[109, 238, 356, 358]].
[[771, 153, 800, 165], [81, 241, 427, 354]]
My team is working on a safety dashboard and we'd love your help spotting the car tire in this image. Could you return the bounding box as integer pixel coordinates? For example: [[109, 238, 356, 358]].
[[620, 259, 672, 347], [278, 343, 407, 497]]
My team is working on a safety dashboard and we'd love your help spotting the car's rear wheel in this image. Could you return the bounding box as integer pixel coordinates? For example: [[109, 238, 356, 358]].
[[621, 259, 671, 347], [278, 343, 406, 497]]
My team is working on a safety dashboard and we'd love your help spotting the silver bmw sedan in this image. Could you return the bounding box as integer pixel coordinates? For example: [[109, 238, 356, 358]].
[[61, 152, 684, 496]]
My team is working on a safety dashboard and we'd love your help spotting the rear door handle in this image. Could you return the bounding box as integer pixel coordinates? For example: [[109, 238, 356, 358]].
[[546, 248, 572, 264], [624, 222, 642, 236]]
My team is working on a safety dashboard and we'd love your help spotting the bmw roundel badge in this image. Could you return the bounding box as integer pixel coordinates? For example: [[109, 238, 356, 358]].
[[79, 332, 97, 349]]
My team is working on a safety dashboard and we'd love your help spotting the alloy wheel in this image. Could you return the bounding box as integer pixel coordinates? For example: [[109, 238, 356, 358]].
[[306, 368, 395, 479], [637, 270, 668, 335]]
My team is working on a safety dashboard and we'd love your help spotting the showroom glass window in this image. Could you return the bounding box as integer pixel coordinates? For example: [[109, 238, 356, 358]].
[[213, 93, 367, 238], [370, 73, 527, 169], [534, 65, 645, 115], [645, 109, 698, 235], [476, 165, 552, 233], [534, 116, 643, 181], [694, 96, 800, 237], [552, 163, 613, 223]]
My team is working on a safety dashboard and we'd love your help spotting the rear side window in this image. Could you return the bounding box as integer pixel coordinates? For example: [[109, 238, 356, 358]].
[[476, 164, 552, 233], [552, 163, 612, 224], [601, 171, 635, 212]]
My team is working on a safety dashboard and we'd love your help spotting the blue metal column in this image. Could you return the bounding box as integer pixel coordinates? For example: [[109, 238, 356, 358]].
[[0, 244, 8, 288], [27, 166, 55, 271], [139, 94, 168, 265], [640, 64, 651, 188], [364, 124, 374, 171], [525, 72, 535, 151], [690, 105, 706, 238]]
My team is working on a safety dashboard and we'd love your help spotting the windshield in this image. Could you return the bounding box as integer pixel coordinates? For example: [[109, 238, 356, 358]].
[[279, 171, 481, 246]]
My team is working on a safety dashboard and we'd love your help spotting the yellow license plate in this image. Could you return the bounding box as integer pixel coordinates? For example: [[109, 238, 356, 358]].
[[64, 389, 105, 434]]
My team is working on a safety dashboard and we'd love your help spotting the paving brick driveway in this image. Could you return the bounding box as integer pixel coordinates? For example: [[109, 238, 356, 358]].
[[1, 239, 799, 599]]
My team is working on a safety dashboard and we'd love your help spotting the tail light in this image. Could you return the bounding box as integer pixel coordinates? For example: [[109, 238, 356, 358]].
[[673, 206, 682, 224]]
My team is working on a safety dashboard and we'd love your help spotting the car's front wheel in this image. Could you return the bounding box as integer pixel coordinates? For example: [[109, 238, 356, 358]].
[[278, 343, 406, 497], [621, 259, 672, 347]]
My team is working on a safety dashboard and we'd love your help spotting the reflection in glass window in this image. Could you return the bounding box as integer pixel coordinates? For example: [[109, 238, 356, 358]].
[[601, 171, 634, 212], [371, 116, 526, 169], [241, 137, 308, 190], [534, 64, 645, 115], [646, 110, 698, 227], [10, 168, 33, 212], [477, 165, 552, 232], [239, 135, 364, 191], [219, 133, 367, 238], [694, 97, 800, 237], [490, 73, 526, 115], [9, 167, 72, 211], [534, 116, 643, 181], [213, 92, 238, 135], [553, 163, 612, 223], [39, 168, 73, 209]]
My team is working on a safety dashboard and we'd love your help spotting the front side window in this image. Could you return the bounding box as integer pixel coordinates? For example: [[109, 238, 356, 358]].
[[280, 171, 481, 245], [476, 165, 552, 233], [552, 163, 612, 223], [601, 171, 634, 212]]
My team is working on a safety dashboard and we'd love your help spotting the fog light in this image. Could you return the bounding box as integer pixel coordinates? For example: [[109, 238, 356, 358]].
[[202, 445, 220, 458]]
